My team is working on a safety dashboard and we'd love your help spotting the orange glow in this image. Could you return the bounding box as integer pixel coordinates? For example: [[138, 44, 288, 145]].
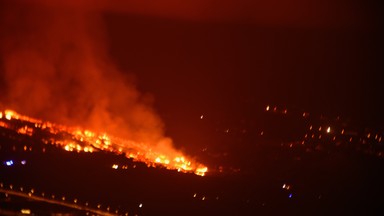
[[0, 109, 208, 176]]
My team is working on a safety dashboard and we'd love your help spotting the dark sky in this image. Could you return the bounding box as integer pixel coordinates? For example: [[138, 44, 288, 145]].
[[103, 1, 383, 141]]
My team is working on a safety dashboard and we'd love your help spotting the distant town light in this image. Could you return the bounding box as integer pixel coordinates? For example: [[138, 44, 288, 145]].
[[5, 160, 13, 166]]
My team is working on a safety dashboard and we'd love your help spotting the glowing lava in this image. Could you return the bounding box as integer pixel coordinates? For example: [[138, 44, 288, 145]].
[[0, 109, 208, 176]]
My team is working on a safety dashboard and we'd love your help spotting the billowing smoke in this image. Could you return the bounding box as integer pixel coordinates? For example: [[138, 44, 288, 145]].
[[0, 1, 173, 150]]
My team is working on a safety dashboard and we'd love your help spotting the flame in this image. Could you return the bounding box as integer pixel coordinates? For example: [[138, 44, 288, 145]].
[[0, 109, 208, 176]]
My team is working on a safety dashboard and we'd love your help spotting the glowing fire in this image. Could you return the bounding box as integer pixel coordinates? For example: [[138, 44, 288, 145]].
[[0, 109, 208, 176]]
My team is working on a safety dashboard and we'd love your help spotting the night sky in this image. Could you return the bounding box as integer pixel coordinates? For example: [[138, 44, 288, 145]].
[[103, 1, 383, 150]]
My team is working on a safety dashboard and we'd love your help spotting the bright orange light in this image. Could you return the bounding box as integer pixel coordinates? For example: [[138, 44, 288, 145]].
[[0, 109, 208, 176], [195, 166, 208, 176]]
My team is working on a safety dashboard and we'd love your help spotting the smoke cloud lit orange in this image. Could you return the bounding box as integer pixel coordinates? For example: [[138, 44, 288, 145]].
[[1, 1, 156, 142], [0, 0, 206, 174]]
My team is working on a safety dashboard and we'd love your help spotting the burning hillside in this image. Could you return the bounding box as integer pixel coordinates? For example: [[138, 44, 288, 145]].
[[0, 109, 207, 176], [0, 1, 210, 178]]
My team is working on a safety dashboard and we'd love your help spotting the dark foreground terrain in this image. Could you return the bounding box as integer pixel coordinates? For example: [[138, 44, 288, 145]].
[[1, 107, 384, 215]]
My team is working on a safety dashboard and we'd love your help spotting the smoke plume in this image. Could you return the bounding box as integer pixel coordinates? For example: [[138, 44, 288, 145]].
[[0, 1, 172, 149]]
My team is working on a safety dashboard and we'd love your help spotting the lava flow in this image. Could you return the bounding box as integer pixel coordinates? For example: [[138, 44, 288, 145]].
[[0, 109, 208, 176]]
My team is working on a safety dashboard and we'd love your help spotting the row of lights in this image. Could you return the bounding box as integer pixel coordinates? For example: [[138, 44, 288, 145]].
[[282, 121, 384, 158], [306, 125, 383, 145], [112, 164, 136, 170], [0, 142, 48, 153], [265, 105, 288, 115], [3, 159, 27, 166], [192, 193, 220, 201], [0, 182, 130, 215]]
